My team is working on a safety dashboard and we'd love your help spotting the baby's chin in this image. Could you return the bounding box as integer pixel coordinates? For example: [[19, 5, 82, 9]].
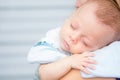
[[60, 42, 69, 51], [61, 46, 69, 52]]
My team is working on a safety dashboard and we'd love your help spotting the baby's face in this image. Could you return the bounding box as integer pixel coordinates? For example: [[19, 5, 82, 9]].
[[59, 3, 115, 54]]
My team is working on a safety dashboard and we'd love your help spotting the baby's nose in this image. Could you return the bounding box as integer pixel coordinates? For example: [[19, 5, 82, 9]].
[[70, 33, 80, 44]]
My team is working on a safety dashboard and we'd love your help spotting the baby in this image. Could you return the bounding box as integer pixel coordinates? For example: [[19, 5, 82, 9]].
[[28, 0, 120, 80]]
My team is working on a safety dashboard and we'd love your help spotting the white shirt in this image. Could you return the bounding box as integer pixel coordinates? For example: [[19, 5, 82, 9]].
[[28, 28, 70, 63]]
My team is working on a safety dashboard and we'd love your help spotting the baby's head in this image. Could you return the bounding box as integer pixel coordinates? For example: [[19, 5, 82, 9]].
[[59, 0, 120, 54]]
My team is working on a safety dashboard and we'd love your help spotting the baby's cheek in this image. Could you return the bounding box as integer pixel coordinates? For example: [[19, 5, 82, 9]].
[[71, 46, 83, 54]]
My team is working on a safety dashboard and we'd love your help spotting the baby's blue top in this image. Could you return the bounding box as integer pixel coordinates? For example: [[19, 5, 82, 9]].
[[27, 27, 120, 78]]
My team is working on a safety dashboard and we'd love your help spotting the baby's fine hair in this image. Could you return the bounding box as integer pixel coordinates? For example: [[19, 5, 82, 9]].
[[87, 0, 120, 40]]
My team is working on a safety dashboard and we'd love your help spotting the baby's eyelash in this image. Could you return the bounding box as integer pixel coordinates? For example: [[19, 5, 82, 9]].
[[83, 41, 88, 46], [81, 39, 88, 46], [70, 24, 73, 28]]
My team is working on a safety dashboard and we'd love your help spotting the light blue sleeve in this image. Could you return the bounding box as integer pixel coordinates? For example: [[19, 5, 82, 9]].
[[27, 41, 67, 64], [81, 41, 120, 78]]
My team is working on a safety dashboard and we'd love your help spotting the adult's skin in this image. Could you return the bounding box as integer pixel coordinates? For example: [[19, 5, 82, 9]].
[[60, 0, 116, 80], [60, 69, 115, 80]]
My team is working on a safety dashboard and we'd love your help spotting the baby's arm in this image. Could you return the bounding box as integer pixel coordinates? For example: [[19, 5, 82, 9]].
[[39, 57, 71, 80], [39, 53, 96, 80]]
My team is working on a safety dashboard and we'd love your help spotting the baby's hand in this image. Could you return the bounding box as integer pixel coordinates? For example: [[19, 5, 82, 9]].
[[68, 52, 96, 74]]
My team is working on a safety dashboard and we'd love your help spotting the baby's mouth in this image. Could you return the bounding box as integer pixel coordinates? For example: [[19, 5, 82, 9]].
[[63, 40, 70, 51]]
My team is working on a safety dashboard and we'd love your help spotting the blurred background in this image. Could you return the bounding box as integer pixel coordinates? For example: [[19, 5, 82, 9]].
[[0, 0, 75, 80]]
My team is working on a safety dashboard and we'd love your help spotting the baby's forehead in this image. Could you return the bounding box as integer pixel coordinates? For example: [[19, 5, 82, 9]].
[[77, 0, 104, 15], [77, 1, 98, 15], [75, 2, 98, 19]]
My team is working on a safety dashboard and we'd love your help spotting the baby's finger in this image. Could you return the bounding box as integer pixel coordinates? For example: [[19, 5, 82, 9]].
[[81, 62, 96, 70], [85, 58, 97, 64], [85, 64, 96, 70], [82, 52, 95, 57], [80, 66, 90, 74]]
